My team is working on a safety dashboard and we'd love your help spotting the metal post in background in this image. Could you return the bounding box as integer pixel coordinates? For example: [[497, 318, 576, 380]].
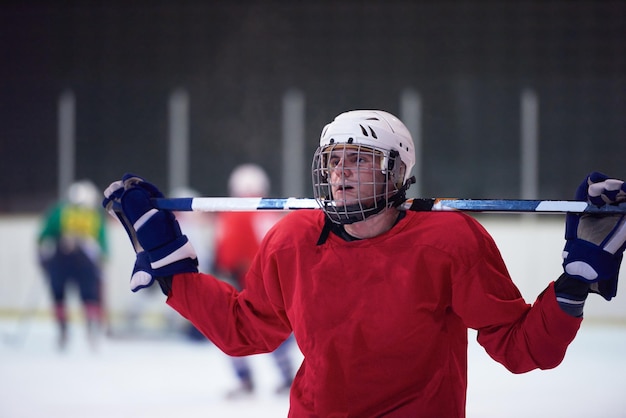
[[520, 89, 539, 199], [400, 89, 422, 198], [58, 90, 75, 199], [282, 89, 306, 197], [168, 88, 190, 194]]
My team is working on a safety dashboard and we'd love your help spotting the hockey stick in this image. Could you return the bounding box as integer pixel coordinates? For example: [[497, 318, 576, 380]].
[[151, 197, 626, 214]]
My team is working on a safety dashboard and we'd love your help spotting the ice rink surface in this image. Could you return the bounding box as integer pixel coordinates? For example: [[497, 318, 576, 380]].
[[1, 318, 626, 418]]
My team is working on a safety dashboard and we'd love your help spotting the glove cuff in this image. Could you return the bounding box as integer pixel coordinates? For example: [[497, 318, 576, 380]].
[[149, 236, 196, 268], [554, 274, 589, 317], [148, 235, 198, 275], [563, 239, 622, 282], [156, 276, 174, 296], [154, 257, 198, 277]]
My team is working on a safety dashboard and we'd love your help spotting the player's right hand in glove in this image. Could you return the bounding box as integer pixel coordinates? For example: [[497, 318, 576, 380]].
[[103, 173, 198, 293], [561, 172, 626, 301]]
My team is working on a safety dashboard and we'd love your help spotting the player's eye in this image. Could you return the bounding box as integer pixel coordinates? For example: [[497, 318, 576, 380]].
[[327, 157, 340, 168]]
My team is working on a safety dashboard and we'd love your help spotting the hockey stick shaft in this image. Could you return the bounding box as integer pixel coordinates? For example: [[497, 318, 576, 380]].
[[152, 197, 626, 214]]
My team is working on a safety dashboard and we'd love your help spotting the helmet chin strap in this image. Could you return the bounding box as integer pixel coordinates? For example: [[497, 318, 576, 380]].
[[327, 176, 416, 225], [391, 176, 416, 207]]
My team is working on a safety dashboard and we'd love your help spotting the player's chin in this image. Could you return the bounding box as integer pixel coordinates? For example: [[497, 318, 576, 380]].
[[332, 195, 375, 208], [332, 192, 355, 205]]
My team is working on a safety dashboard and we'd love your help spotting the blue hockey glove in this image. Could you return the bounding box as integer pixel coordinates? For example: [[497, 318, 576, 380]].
[[103, 174, 198, 292], [562, 172, 626, 301]]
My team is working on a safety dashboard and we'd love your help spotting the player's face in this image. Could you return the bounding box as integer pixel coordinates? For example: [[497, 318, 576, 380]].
[[326, 145, 387, 207]]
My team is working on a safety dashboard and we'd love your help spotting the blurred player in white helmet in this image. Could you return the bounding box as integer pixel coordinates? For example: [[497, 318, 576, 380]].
[[105, 110, 626, 416], [38, 180, 108, 350], [215, 164, 294, 398]]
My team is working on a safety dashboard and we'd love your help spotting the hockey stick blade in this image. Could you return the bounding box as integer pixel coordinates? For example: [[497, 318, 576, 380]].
[[152, 197, 626, 214]]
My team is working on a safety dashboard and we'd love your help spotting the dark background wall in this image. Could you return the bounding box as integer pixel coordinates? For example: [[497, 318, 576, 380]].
[[1, 1, 624, 212]]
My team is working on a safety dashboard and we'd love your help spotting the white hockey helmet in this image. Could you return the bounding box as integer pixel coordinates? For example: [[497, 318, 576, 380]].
[[320, 110, 415, 184], [67, 180, 99, 208], [312, 110, 416, 224], [228, 164, 270, 197]]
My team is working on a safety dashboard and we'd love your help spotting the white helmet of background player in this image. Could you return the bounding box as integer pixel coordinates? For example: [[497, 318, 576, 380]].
[[67, 180, 100, 208], [228, 164, 270, 197], [312, 110, 416, 224]]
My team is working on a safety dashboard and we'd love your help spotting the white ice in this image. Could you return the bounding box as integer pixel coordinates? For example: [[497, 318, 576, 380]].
[[1, 318, 626, 418]]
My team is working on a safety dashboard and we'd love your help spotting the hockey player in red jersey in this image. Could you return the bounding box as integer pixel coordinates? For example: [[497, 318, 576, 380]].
[[104, 110, 626, 417]]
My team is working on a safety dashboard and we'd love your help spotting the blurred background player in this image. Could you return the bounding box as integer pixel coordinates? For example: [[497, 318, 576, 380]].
[[214, 164, 294, 398], [37, 180, 108, 350]]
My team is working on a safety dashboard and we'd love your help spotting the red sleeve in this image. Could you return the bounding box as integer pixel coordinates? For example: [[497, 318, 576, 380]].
[[165, 268, 291, 356], [450, 216, 582, 373], [166, 213, 295, 357], [475, 282, 582, 372]]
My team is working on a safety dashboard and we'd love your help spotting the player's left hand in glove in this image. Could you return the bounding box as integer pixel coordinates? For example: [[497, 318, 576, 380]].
[[561, 172, 626, 301], [103, 173, 198, 292]]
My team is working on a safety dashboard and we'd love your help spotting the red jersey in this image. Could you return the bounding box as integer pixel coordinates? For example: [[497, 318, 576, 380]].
[[168, 210, 582, 417]]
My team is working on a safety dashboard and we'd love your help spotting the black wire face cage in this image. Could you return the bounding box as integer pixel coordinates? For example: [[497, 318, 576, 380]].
[[311, 143, 404, 224]]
